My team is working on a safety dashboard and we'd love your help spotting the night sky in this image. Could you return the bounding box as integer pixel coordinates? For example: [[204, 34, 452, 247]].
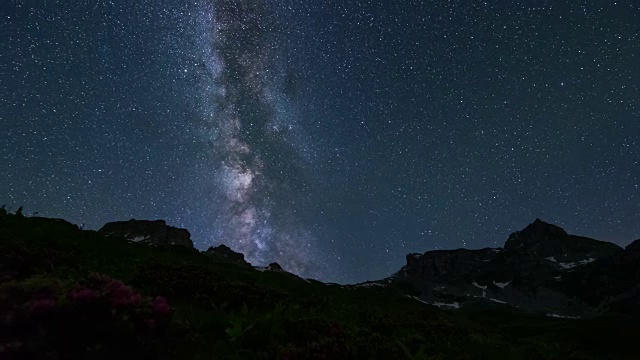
[[2, 1, 639, 283]]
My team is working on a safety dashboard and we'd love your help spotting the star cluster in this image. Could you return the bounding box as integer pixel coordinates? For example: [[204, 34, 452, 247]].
[[2, 1, 639, 283]]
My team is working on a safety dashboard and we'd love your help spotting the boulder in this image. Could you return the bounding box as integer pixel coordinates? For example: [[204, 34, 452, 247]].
[[204, 244, 251, 267]]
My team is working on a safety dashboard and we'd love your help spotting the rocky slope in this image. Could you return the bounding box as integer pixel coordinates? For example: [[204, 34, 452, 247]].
[[383, 219, 638, 318]]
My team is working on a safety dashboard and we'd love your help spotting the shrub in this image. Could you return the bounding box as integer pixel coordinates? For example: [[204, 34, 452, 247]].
[[2, 273, 174, 359]]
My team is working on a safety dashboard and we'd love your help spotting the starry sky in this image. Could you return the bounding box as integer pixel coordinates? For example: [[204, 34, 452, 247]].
[[2, 1, 639, 283]]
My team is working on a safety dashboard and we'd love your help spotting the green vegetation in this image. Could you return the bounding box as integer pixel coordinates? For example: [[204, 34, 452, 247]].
[[1, 211, 637, 359]]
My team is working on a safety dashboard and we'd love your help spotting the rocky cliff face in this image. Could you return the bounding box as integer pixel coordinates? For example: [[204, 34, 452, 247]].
[[99, 219, 194, 250], [385, 219, 635, 318], [204, 244, 251, 267]]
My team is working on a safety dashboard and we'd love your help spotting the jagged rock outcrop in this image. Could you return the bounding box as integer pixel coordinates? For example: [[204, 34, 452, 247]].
[[204, 244, 251, 267], [385, 219, 634, 318], [99, 219, 194, 249], [267, 262, 284, 272]]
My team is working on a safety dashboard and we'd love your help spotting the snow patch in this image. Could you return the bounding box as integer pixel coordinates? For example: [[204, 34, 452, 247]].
[[357, 282, 384, 288], [432, 301, 460, 309], [130, 235, 149, 242], [549, 257, 595, 269], [554, 275, 562, 280], [406, 296, 461, 309], [493, 281, 511, 289], [579, 257, 595, 265], [407, 295, 430, 305], [559, 262, 577, 269], [472, 282, 487, 297], [488, 298, 507, 304], [546, 313, 580, 319]]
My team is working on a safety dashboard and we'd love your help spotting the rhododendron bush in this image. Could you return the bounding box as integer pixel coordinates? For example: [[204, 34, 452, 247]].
[[2, 273, 173, 359]]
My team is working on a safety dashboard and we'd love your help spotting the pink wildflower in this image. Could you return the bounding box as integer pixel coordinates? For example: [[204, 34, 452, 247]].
[[30, 299, 57, 313], [109, 286, 144, 306], [151, 296, 172, 314], [108, 279, 127, 290], [70, 288, 97, 301]]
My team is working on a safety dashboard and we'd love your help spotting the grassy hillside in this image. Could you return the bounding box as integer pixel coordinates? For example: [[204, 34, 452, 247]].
[[1, 211, 637, 359]]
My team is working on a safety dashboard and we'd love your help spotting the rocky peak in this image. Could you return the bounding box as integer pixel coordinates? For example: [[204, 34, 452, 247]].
[[204, 244, 251, 267], [504, 219, 568, 251], [267, 262, 284, 272], [99, 219, 193, 249], [503, 219, 621, 260], [626, 239, 640, 252]]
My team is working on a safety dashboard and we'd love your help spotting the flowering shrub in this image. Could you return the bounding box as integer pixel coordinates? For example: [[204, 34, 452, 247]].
[[69, 287, 97, 301], [2, 273, 174, 359], [152, 296, 172, 314], [81, 273, 148, 307]]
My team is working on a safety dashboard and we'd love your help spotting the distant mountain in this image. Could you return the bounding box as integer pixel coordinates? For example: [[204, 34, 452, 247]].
[[379, 219, 639, 318]]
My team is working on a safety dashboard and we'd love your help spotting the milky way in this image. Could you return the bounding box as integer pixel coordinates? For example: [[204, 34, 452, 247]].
[[2, 1, 638, 284], [192, 0, 326, 278]]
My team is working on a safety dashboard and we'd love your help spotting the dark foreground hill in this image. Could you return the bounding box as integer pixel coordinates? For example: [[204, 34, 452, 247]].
[[1, 211, 639, 359]]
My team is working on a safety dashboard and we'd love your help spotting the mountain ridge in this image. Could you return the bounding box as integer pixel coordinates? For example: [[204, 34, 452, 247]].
[[2, 210, 639, 359], [379, 218, 638, 318], [7, 209, 638, 318]]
